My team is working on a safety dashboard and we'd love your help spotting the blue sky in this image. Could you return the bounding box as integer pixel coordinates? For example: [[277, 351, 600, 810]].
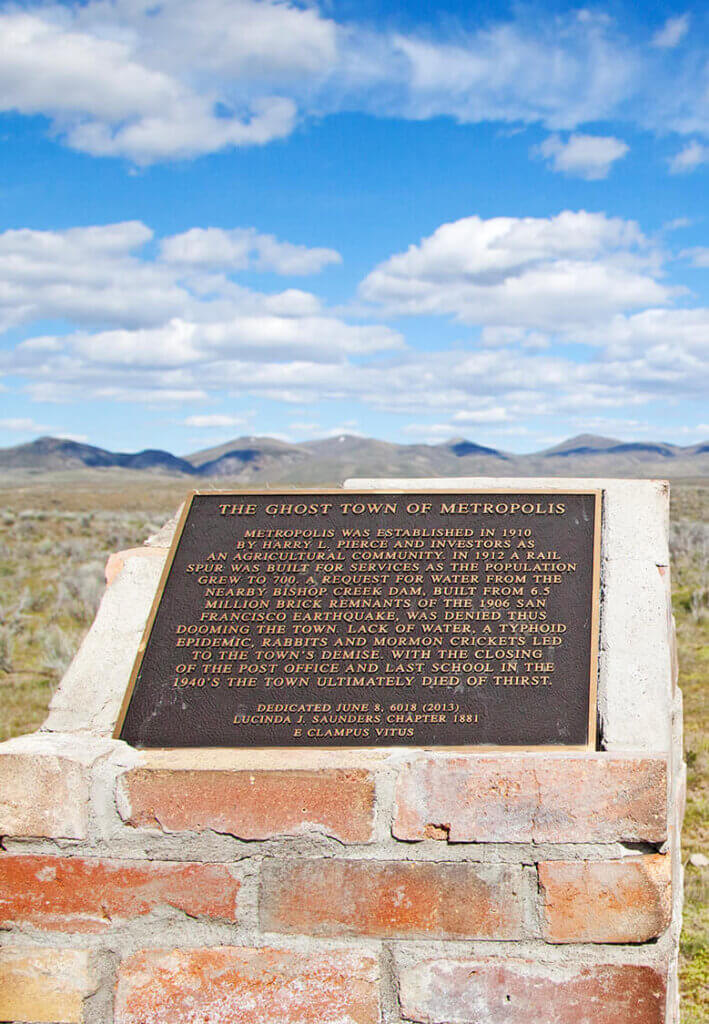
[[0, 0, 707, 455]]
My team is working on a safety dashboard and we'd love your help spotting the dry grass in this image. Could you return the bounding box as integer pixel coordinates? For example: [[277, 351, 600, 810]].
[[671, 486, 709, 1022], [0, 472, 706, 1017], [0, 479, 170, 740]]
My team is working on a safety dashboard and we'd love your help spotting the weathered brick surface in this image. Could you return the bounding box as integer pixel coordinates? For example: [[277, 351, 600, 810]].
[[398, 957, 667, 1024], [393, 755, 667, 843], [0, 854, 239, 932], [539, 854, 672, 943], [115, 947, 380, 1024], [0, 947, 92, 1023], [260, 858, 532, 939], [119, 767, 375, 842], [0, 753, 88, 839]]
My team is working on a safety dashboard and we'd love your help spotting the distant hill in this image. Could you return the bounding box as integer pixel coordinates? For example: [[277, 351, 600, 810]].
[[185, 436, 312, 478], [0, 436, 196, 474], [1, 431, 708, 481], [184, 434, 513, 482], [540, 434, 623, 456]]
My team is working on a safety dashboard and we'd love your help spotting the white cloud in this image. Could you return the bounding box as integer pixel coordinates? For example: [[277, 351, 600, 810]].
[[360, 211, 670, 329], [663, 217, 693, 232], [263, 290, 322, 316], [0, 221, 340, 334], [453, 407, 510, 424], [0, 219, 403, 407], [31, 383, 212, 405], [2, 212, 708, 441], [0, 221, 183, 331], [11, 308, 708, 426], [0, 3, 707, 164], [402, 417, 513, 444], [61, 314, 399, 371], [0, 418, 89, 441], [0, 416, 49, 432], [308, 423, 362, 439], [652, 15, 690, 49], [387, 13, 634, 131], [67, 96, 297, 163], [161, 228, 341, 274], [681, 247, 709, 267], [480, 326, 550, 349], [351, 13, 709, 146], [591, 307, 709, 359], [668, 141, 709, 174], [0, 13, 179, 121], [402, 423, 468, 441], [102, 0, 338, 80], [535, 133, 629, 179], [0, 4, 323, 162], [288, 421, 321, 434], [183, 414, 250, 428]]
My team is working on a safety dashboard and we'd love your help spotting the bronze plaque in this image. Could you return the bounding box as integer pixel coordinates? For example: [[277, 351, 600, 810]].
[[115, 490, 601, 749]]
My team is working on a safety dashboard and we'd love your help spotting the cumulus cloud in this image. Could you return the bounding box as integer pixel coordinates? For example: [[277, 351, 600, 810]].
[[99, 0, 338, 79], [359, 211, 671, 329], [0, 3, 325, 161], [0, 219, 402, 408], [0, 13, 179, 122], [589, 307, 709, 360], [62, 314, 399, 370], [535, 133, 629, 179], [19, 315, 701, 422], [66, 96, 297, 163], [2, 212, 708, 441], [0, 221, 341, 333], [0, 221, 184, 330]]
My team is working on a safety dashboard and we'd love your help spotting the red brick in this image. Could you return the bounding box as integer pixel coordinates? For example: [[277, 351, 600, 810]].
[[539, 855, 672, 943], [260, 858, 531, 939], [0, 753, 88, 839], [0, 854, 239, 932], [115, 947, 379, 1024], [399, 957, 667, 1024], [393, 754, 667, 843], [118, 768, 375, 843]]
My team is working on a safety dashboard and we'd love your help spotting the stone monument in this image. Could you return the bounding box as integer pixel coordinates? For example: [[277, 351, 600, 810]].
[[0, 477, 684, 1024]]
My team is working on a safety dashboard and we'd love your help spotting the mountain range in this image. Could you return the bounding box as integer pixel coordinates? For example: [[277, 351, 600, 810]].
[[1, 433, 708, 482]]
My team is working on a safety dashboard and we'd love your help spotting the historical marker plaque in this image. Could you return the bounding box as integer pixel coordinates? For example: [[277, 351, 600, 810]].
[[115, 490, 601, 749]]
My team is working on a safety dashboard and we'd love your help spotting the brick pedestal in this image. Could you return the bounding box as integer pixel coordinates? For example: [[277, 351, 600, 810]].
[[0, 477, 684, 1023]]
